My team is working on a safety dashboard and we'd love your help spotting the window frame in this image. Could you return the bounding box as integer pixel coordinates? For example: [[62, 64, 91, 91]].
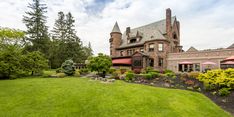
[[158, 43, 163, 52], [148, 43, 155, 52]]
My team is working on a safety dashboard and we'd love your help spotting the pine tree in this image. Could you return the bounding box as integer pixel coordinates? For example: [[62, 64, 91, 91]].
[[65, 12, 80, 43], [88, 42, 93, 56], [23, 0, 50, 55], [51, 11, 66, 41]]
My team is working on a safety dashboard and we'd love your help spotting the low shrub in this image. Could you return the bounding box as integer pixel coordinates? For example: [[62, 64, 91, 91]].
[[203, 82, 216, 91], [164, 69, 174, 74], [197, 69, 234, 89], [149, 72, 159, 78], [56, 68, 63, 73], [112, 70, 121, 79], [56, 73, 66, 78], [146, 67, 159, 73], [159, 73, 167, 78], [185, 80, 195, 86], [140, 69, 147, 74], [80, 68, 89, 74], [181, 73, 189, 79], [133, 69, 141, 74], [223, 68, 234, 78], [141, 73, 153, 80], [120, 67, 128, 74], [188, 72, 200, 79], [61, 59, 76, 76], [218, 88, 231, 96], [74, 70, 80, 77], [109, 68, 116, 74], [165, 72, 176, 79], [125, 72, 135, 81], [43, 70, 56, 77]]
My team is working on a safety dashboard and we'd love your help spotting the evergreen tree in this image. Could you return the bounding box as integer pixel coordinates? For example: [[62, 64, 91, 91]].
[[62, 12, 83, 63], [82, 42, 93, 59], [51, 11, 66, 41], [23, 0, 50, 55], [65, 12, 80, 43], [88, 42, 93, 56]]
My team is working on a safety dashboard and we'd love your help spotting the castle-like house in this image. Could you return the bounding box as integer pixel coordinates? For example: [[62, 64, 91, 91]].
[[110, 8, 181, 71], [109, 8, 234, 72]]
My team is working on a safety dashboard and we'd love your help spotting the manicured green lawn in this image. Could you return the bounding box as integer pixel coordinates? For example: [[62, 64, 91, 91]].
[[0, 78, 231, 117]]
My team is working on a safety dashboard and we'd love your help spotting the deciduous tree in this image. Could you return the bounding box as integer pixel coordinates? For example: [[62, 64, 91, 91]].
[[87, 53, 112, 78]]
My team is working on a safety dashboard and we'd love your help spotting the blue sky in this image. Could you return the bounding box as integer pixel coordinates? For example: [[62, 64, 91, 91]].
[[0, 0, 234, 54]]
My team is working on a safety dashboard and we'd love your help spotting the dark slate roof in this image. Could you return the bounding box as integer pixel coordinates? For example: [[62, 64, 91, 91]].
[[187, 46, 198, 52], [111, 22, 121, 33], [227, 43, 234, 49], [118, 16, 176, 48]]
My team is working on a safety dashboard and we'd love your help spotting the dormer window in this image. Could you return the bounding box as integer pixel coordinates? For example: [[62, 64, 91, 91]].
[[130, 38, 136, 43]]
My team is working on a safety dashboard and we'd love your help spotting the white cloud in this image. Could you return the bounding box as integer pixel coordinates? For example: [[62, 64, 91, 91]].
[[0, 0, 234, 54]]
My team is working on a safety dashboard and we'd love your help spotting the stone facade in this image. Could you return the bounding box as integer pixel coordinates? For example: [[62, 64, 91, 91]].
[[167, 48, 234, 72], [109, 8, 234, 72], [110, 8, 182, 70]]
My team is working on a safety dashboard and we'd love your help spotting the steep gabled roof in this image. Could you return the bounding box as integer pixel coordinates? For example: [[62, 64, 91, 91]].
[[227, 43, 234, 49], [111, 22, 121, 33], [119, 16, 176, 48], [187, 46, 198, 52]]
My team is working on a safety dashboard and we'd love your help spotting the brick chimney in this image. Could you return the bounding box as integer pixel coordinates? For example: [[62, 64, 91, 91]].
[[166, 8, 171, 35], [126, 27, 130, 36]]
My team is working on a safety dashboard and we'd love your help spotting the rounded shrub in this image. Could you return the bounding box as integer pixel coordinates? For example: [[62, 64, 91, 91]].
[[149, 72, 159, 78], [141, 73, 152, 80], [74, 70, 80, 77], [218, 88, 231, 96], [125, 72, 135, 81], [61, 59, 75, 76]]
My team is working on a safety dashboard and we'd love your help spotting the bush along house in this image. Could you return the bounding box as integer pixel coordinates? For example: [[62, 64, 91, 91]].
[[110, 8, 182, 72], [110, 8, 234, 72]]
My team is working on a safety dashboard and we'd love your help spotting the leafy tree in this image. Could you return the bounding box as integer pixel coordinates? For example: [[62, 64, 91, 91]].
[[61, 59, 75, 76], [87, 53, 112, 78], [21, 51, 48, 75], [23, 0, 50, 55], [0, 28, 25, 47], [0, 45, 23, 79], [50, 12, 86, 68]]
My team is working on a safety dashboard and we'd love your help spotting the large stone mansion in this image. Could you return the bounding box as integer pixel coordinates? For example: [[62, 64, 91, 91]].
[[109, 8, 234, 72]]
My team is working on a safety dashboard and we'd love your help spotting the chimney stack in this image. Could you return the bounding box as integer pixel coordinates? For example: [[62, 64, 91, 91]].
[[126, 27, 131, 35], [166, 8, 171, 35]]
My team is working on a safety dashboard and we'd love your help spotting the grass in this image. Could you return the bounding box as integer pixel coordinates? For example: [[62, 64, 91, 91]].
[[0, 77, 231, 117]]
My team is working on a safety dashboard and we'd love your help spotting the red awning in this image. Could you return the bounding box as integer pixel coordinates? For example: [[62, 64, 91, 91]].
[[221, 61, 234, 65], [112, 58, 132, 65], [202, 61, 216, 65], [179, 61, 193, 64], [223, 56, 234, 61]]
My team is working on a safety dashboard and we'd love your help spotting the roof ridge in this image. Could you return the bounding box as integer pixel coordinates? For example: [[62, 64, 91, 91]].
[[130, 16, 176, 31]]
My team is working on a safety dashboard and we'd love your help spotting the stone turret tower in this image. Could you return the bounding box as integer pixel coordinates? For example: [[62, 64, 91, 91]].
[[110, 22, 122, 57]]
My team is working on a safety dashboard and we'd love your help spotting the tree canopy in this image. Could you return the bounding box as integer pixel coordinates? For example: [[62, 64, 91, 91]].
[[87, 53, 112, 77]]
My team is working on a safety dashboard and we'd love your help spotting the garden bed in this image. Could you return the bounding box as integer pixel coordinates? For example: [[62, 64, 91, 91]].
[[118, 72, 233, 116]]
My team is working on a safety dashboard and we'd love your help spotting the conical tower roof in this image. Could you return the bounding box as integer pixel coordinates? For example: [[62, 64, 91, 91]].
[[111, 22, 121, 33]]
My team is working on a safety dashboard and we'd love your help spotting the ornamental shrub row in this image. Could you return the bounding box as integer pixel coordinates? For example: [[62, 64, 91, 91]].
[[197, 68, 234, 90]]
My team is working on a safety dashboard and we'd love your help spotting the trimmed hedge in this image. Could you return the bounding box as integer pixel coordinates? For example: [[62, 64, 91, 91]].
[[197, 68, 234, 90]]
